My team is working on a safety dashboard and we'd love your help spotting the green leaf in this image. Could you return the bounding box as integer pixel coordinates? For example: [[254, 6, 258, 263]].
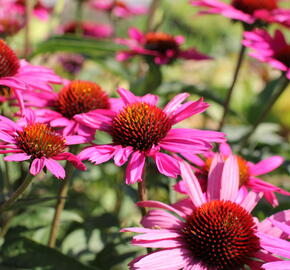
[[1, 236, 99, 270], [31, 35, 125, 58], [246, 78, 280, 124]]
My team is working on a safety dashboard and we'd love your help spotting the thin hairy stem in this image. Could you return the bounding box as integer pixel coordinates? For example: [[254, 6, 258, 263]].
[[218, 44, 246, 131]]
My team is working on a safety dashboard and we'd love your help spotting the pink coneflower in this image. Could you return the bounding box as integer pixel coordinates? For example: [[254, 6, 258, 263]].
[[0, 39, 61, 112], [23, 80, 114, 138], [122, 157, 290, 269], [175, 143, 290, 206], [0, 110, 86, 179], [59, 21, 113, 39], [243, 29, 290, 79], [58, 54, 84, 75], [77, 88, 225, 184], [0, 7, 24, 37], [191, 0, 290, 28], [90, 0, 147, 18], [11, 0, 54, 21], [116, 28, 212, 65]]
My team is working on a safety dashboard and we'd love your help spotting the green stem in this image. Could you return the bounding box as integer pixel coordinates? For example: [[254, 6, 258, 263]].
[[0, 173, 34, 213], [218, 43, 247, 131], [238, 74, 289, 150], [145, 0, 161, 33], [137, 167, 148, 217], [75, 0, 84, 36], [47, 146, 78, 248], [24, 0, 33, 58]]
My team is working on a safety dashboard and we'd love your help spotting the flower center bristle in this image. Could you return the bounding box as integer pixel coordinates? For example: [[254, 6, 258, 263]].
[[232, 0, 278, 15], [182, 200, 260, 270], [0, 85, 12, 99], [203, 155, 250, 186], [56, 80, 110, 119], [111, 102, 172, 151], [115, 1, 127, 8], [0, 39, 20, 78], [275, 45, 290, 68], [16, 123, 66, 159], [144, 32, 179, 54]]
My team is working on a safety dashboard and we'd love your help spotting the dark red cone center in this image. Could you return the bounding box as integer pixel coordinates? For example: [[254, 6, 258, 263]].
[[182, 200, 260, 270], [275, 45, 290, 68], [16, 123, 66, 159], [111, 102, 172, 151], [56, 80, 110, 119], [144, 32, 179, 54], [232, 0, 278, 15]]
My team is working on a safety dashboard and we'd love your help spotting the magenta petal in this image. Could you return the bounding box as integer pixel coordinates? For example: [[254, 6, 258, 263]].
[[78, 145, 116, 164], [220, 155, 239, 201], [53, 152, 86, 171], [163, 93, 190, 115], [45, 159, 65, 179], [141, 209, 183, 229], [250, 156, 284, 176], [153, 152, 180, 178], [128, 27, 144, 42], [180, 161, 206, 207], [117, 87, 138, 105], [113, 146, 133, 166], [65, 135, 87, 145], [270, 219, 290, 235], [207, 154, 224, 201], [4, 153, 31, 162], [239, 191, 263, 213], [219, 143, 232, 155], [141, 93, 159, 105], [137, 200, 186, 218], [0, 131, 16, 144], [129, 248, 188, 270], [263, 261, 290, 270], [30, 158, 45, 175], [125, 151, 145, 185]]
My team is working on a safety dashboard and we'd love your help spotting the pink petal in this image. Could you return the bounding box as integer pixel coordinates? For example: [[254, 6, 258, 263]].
[[180, 153, 205, 167], [250, 156, 284, 176], [137, 200, 186, 218], [4, 153, 31, 161], [65, 135, 87, 145], [141, 209, 183, 229], [207, 153, 224, 201], [78, 145, 116, 164], [53, 152, 86, 171], [117, 87, 138, 105], [263, 261, 290, 270], [141, 94, 159, 105], [125, 151, 145, 185], [129, 248, 189, 270], [270, 219, 290, 235], [239, 191, 263, 213], [30, 158, 45, 175], [180, 161, 206, 207], [153, 152, 180, 178], [163, 93, 190, 115], [45, 158, 65, 179], [219, 143, 232, 155], [0, 131, 16, 144], [113, 146, 133, 166], [220, 155, 239, 201]]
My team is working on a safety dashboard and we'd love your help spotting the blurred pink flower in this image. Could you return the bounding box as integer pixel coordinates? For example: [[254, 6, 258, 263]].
[[243, 29, 290, 79], [116, 28, 212, 65], [122, 158, 290, 269], [0, 110, 86, 179], [175, 143, 289, 206], [11, 0, 54, 21], [77, 88, 225, 184], [59, 21, 113, 39], [191, 0, 290, 28], [90, 0, 147, 18], [0, 7, 24, 37], [0, 40, 61, 113], [23, 80, 114, 139]]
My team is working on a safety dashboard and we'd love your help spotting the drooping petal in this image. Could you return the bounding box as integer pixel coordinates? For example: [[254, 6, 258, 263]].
[[125, 151, 145, 185], [53, 152, 86, 171], [263, 261, 290, 270], [4, 153, 31, 162], [239, 191, 263, 213], [180, 161, 206, 207], [113, 146, 133, 166], [153, 152, 180, 178], [45, 158, 65, 179], [30, 158, 45, 175], [117, 87, 138, 105], [163, 93, 190, 115]]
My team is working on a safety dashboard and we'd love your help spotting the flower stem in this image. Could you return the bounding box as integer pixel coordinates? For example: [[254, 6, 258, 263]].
[[238, 75, 289, 150], [47, 147, 78, 248], [24, 0, 33, 58], [145, 0, 161, 33], [137, 167, 148, 217], [218, 43, 246, 131], [0, 173, 34, 213]]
